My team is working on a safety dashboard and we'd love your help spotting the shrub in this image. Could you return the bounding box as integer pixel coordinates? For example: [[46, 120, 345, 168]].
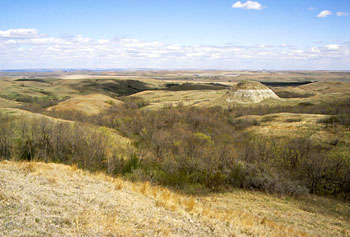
[[119, 96, 149, 109], [318, 114, 350, 126], [261, 115, 277, 122], [122, 153, 140, 174], [285, 118, 302, 123], [0, 113, 14, 159], [229, 117, 260, 129], [229, 162, 308, 195]]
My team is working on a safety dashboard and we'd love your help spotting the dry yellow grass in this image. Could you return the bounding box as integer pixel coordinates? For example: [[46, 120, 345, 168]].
[[129, 178, 350, 237], [1, 107, 71, 122], [299, 81, 350, 94], [239, 113, 328, 138], [233, 71, 350, 83], [1, 161, 349, 236], [0, 97, 20, 108], [47, 93, 123, 115], [131, 90, 226, 109], [237, 112, 350, 153], [0, 161, 213, 236], [195, 190, 350, 237]]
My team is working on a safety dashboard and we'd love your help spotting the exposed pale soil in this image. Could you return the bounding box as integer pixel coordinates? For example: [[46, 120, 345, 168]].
[[226, 89, 279, 103], [226, 81, 280, 103]]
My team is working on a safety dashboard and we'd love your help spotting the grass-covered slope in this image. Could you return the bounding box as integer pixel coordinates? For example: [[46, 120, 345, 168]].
[[1, 161, 349, 236], [47, 94, 123, 115]]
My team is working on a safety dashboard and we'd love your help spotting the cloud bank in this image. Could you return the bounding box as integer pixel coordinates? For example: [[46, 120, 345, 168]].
[[0, 28, 349, 70], [232, 1, 263, 10]]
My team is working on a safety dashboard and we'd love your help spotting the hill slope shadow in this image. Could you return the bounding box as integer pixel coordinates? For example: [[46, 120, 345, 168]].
[[70, 79, 152, 97]]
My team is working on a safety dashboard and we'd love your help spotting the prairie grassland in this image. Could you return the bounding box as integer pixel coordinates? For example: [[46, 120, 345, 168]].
[[239, 113, 350, 147], [1, 161, 349, 236], [131, 90, 227, 109], [1, 107, 74, 123], [299, 81, 350, 94], [1, 74, 350, 112], [47, 93, 124, 115], [128, 81, 350, 110], [241, 113, 328, 137], [234, 71, 350, 83], [0, 77, 161, 108], [0, 97, 20, 108]]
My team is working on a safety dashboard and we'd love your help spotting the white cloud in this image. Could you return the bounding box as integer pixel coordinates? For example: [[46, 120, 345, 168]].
[[311, 47, 320, 53], [30, 38, 65, 44], [317, 10, 332, 18], [232, 1, 263, 10], [4, 39, 17, 44], [326, 44, 340, 50], [0, 28, 38, 38], [74, 35, 91, 43], [98, 39, 110, 44], [336, 12, 350, 16], [0, 28, 349, 70]]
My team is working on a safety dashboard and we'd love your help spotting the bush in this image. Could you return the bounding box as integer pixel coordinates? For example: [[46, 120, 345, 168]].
[[285, 118, 302, 123], [119, 96, 149, 109], [318, 114, 350, 126], [122, 153, 140, 174], [261, 115, 277, 122], [229, 117, 260, 129], [0, 113, 14, 159], [228, 162, 308, 196]]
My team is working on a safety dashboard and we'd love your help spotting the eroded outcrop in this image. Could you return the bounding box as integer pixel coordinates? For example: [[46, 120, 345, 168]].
[[226, 81, 280, 103]]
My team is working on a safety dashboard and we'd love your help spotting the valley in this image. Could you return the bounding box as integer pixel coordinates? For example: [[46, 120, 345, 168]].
[[1, 70, 350, 236]]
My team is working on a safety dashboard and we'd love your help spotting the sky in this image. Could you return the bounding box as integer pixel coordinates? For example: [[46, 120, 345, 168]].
[[0, 0, 349, 70]]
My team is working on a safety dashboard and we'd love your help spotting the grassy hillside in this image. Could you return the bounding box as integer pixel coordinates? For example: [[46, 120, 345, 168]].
[[47, 94, 124, 115], [1, 161, 349, 236], [131, 90, 226, 109]]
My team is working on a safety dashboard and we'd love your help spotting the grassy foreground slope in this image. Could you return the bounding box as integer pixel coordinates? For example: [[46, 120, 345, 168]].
[[1, 161, 349, 236]]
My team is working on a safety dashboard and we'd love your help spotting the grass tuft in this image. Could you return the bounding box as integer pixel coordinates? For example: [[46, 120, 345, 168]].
[[24, 162, 36, 173], [114, 180, 123, 190], [184, 197, 195, 212], [71, 163, 78, 172]]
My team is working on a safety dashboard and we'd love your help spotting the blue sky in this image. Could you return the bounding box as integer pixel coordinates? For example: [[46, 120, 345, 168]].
[[0, 0, 349, 70]]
